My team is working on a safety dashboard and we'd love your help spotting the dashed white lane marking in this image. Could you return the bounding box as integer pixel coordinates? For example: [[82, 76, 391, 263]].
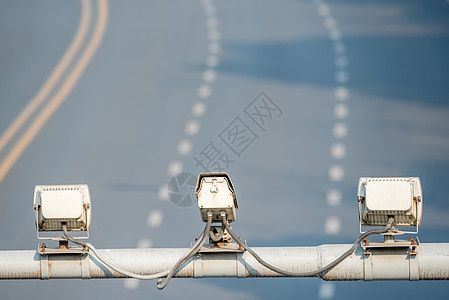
[[203, 5, 216, 17], [185, 120, 201, 135], [334, 86, 349, 100], [333, 42, 346, 54], [333, 122, 348, 138], [207, 29, 221, 41], [329, 29, 342, 40], [330, 143, 346, 159], [147, 209, 164, 227], [334, 103, 348, 119], [157, 0, 220, 203], [329, 165, 344, 182], [178, 139, 193, 155], [197, 85, 212, 99], [323, 17, 337, 30], [317, 0, 350, 296], [123, 233, 153, 291], [158, 184, 169, 201], [123, 278, 139, 290], [208, 42, 221, 54], [335, 70, 348, 84], [206, 55, 219, 67], [192, 101, 207, 116], [203, 69, 217, 83], [206, 17, 218, 28], [130, 0, 221, 291], [318, 4, 330, 17], [318, 281, 336, 299], [326, 189, 342, 206], [334, 56, 348, 68], [167, 161, 183, 177], [126, 234, 152, 290], [137, 238, 153, 248], [324, 216, 342, 235]]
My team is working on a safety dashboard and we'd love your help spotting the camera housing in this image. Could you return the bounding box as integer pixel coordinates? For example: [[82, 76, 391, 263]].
[[33, 184, 91, 239], [357, 177, 422, 233], [195, 173, 238, 223]]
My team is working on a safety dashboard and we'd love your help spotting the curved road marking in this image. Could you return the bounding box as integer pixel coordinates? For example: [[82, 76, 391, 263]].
[[0, 0, 92, 157], [0, 0, 109, 184]]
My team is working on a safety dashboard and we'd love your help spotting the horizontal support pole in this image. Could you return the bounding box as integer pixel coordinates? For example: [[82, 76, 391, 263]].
[[0, 243, 448, 280]]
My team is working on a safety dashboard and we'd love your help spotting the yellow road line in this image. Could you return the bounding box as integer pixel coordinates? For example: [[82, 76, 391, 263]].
[[0, 0, 91, 156], [0, 0, 109, 184]]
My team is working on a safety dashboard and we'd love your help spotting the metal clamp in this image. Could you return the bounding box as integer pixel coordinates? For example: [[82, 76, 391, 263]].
[[38, 241, 88, 255], [199, 243, 244, 253]]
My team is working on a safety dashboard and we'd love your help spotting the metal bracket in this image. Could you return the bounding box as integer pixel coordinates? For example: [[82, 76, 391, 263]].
[[361, 236, 419, 255], [199, 243, 244, 253], [37, 230, 89, 241], [38, 241, 88, 255]]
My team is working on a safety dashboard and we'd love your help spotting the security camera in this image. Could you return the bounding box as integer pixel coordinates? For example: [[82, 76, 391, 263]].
[[33, 184, 91, 239], [195, 173, 238, 223], [357, 177, 422, 232]]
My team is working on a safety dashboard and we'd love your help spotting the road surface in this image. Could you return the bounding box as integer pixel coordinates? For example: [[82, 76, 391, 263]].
[[0, 0, 449, 299]]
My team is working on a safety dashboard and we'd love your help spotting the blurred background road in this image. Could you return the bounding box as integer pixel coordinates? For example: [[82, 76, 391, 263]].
[[0, 0, 449, 299]]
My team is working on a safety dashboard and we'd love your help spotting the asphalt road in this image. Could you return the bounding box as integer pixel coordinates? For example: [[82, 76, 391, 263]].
[[0, 0, 449, 299]]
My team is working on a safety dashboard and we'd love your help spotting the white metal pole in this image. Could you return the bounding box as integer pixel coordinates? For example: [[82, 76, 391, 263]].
[[0, 244, 448, 280]]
